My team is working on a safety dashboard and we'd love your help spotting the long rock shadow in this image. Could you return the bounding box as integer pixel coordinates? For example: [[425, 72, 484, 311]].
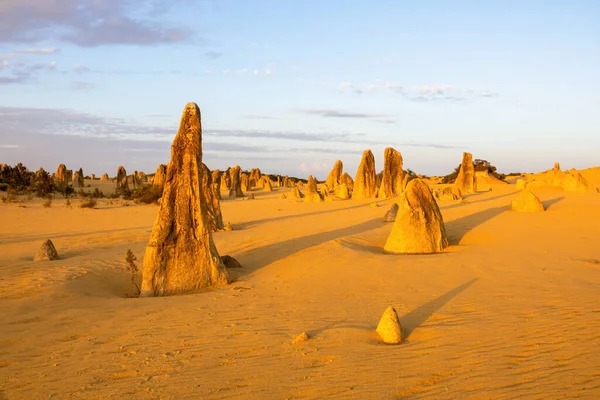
[[0, 226, 152, 245], [400, 278, 478, 339], [542, 196, 564, 209], [236, 200, 386, 230], [444, 206, 507, 245], [440, 190, 519, 211], [236, 218, 385, 273]]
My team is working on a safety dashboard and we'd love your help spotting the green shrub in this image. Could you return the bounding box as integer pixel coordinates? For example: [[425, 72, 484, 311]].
[[91, 188, 104, 198], [125, 249, 140, 296], [131, 185, 162, 204]]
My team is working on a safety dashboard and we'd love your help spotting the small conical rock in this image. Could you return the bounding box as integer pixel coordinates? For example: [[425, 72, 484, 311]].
[[376, 306, 402, 344], [511, 190, 545, 212], [34, 239, 60, 261], [292, 331, 310, 344]]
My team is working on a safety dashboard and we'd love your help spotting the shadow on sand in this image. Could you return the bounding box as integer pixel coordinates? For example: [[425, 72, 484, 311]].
[[0, 225, 152, 245], [440, 190, 519, 211], [399, 278, 478, 339], [236, 198, 390, 230], [236, 218, 386, 274], [444, 206, 508, 245], [306, 278, 478, 341], [542, 196, 564, 209]]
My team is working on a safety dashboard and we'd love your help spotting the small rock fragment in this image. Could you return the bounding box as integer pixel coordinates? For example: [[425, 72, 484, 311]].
[[383, 203, 399, 222], [292, 331, 310, 344], [221, 255, 243, 268]]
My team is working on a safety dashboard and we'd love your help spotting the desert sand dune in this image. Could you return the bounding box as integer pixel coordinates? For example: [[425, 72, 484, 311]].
[[1, 181, 600, 399]]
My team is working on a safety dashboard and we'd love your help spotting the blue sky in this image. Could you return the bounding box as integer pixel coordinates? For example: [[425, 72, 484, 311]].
[[1, 0, 599, 179]]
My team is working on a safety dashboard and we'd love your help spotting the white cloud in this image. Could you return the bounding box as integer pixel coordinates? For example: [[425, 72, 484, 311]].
[[299, 162, 329, 173], [73, 63, 90, 73], [337, 80, 498, 102], [16, 47, 59, 55], [419, 85, 453, 94], [220, 66, 273, 76], [0, 144, 20, 148]]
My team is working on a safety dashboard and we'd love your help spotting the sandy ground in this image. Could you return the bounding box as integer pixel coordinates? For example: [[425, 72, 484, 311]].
[[1, 173, 600, 399]]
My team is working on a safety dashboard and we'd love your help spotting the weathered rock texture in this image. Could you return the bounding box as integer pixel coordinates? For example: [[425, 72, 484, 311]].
[[511, 190, 545, 212], [383, 203, 399, 222], [241, 172, 250, 192], [376, 306, 403, 344], [553, 162, 561, 172], [90, 174, 96, 180], [292, 332, 310, 344], [384, 178, 448, 254], [527, 166, 592, 193], [154, 164, 167, 188], [335, 184, 350, 200], [378, 148, 405, 199], [229, 166, 245, 198], [325, 160, 344, 193], [141, 102, 229, 296], [249, 168, 262, 188], [201, 163, 225, 231], [211, 170, 221, 185], [55, 164, 69, 189], [263, 180, 273, 192], [100, 173, 109, 181], [136, 171, 148, 186], [353, 150, 377, 199], [304, 175, 323, 203], [434, 186, 462, 201], [34, 239, 60, 261], [220, 170, 231, 192], [116, 166, 128, 192], [341, 173, 354, 192], [289, 187, 304, 199], [455, 152, 477, 194], [72, 168, 84, 188]]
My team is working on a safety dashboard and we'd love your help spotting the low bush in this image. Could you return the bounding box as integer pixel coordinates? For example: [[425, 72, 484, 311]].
[[131, 185, 162, 204], [79, 199, 98, 209]]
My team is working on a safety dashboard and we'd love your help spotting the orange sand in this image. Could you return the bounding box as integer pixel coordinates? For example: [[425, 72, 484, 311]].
[[1, 172, 600, 399]]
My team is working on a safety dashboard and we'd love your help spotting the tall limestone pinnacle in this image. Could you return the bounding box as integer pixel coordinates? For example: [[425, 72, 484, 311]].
[[378, 147, 405, 199], [455, 152, 477, 194], [325, 160, 343, 193], [141, 102, 229, 296], [353, 150, 377, 199], [384, 178, 448, 254]]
